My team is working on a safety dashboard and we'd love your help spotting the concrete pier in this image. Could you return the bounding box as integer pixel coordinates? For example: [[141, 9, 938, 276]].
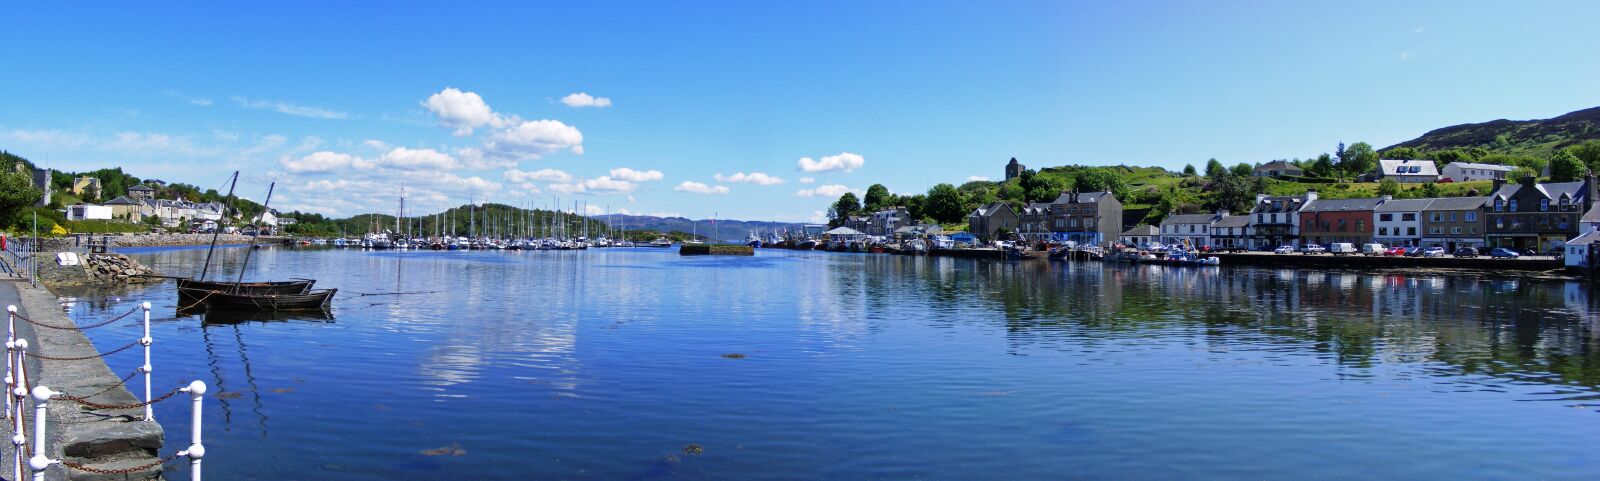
[[0, 280, 164, 481]]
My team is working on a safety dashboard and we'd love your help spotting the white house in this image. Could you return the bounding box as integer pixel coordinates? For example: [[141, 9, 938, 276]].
[[1440, 162, 1515, 182], [1373, 197, 1431, 247], [65, 204, 113, 221], [1119, 225, 1158, 246], [1565, 231, 1599, 271], [1377, 159, 1440, 183], [1159, 212, 1224, 248]]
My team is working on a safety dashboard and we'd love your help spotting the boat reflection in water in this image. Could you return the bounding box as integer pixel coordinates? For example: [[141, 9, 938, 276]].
[[200, 308, 335, 325]]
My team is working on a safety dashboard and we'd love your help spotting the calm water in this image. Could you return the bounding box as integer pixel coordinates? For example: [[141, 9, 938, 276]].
[[53, 246, 1600, 480]]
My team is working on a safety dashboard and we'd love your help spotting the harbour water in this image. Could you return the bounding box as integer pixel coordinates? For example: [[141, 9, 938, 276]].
[[55, 246, 1600, 480]]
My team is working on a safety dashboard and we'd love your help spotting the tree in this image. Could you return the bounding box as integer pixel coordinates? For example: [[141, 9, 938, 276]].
[[1207, 172, 1257, 214], [1230, 163, 1253, 178], [1377, 178, 1401, 197], [1549, 150, 1586, 182], [1569, 140, 1600, 174], [1382, 147, 1421, 160], [1308, 154, 1336, 179], [1070, 169, 1127, 200], [904, 194, 927, 222], [0, 169, 42, 229], [1017, 169, 1058, 203], [862, 184, 890, 212], [1205, 158, 1226, 178], [827, 192, 861, 228], [1419, 182, 1440, 198], [1339, 142, 1378, 177], [924, 183, 966, 224], [1182, 164, 1197, 176]]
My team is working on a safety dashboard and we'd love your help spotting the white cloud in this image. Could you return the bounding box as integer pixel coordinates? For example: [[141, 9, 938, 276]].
[[281, 151, 375, 173], [674, 181, 730, 195], [714, 172, 785, 185], [240, 134, 288, 156], [799, 177, 815, 184], [483, 119, 584, 161], [502, 168, 573, 183], [560, 92, 612, 108], [608, 167, 664, 182], [378, 147, 458, 171], [794, 184, 858, 198], [548, 175, 636, 195], [165, 91, 213, 106], [967, 176, 991, 182], [293, 135, 326, 153], [423, 87, 511, 136], [797, 152, 864, 173], [231, 96, 348, 119], [362, 139, 388, 151]]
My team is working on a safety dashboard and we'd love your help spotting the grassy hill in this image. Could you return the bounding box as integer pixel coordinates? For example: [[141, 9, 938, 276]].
[[1385, 106, 1600, 158]]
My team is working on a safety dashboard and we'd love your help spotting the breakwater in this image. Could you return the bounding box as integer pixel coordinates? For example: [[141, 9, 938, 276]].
[[679, 244, 755, 256]]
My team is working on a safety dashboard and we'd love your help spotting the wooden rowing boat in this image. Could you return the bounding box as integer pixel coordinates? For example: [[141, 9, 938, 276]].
[[179, 287, 337, 311]]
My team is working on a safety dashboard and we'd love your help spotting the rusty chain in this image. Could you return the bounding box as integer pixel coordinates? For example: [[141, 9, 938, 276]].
[[54, 368, 141, 402], [59, 385, 183, 410], [11, 306, 141, 331], [62, 451, 185, 475], [24, 338, 141, 361]]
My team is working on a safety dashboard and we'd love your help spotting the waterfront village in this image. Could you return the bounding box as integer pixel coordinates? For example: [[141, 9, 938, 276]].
[[821, 157, 1600, 275]]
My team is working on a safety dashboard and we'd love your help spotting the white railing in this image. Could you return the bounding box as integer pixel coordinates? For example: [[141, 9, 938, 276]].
[[4, 302, 208, 478]]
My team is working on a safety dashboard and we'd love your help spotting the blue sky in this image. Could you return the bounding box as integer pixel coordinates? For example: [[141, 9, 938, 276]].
[[3, 1, 1598, 222]]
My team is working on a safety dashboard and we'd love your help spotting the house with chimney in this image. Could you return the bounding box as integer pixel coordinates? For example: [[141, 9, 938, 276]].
[[968, 202, 1019, 242], [1210, 215, 1250, 250], [1420, 196, 1489, 252], [1485, 175, 1597, 253], [1016, 202, 1052, 241], [1246, 192, 1315, 249], [1158, 211, 1227, 248], [1373, 198, 1432, 247], [1300, 197, 1385, 246], [1377, 159, 1440, 183], [1047, 190, 1123, 246]]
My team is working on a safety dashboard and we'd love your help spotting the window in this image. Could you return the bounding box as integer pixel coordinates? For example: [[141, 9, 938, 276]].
[[1509, 199, 1518, 211], [1270, 214, 1278, 223], [1466, 212, 1477, 221], [1451, 227, 1461, 235], [1406, 227, 1415, 236], [1540, 199, 1550, 211], [1402, 213, 1416, 221], [1448, 213, 1456, 222], [1379, 227, 1388, 236], [1495, 219, 1505, 229], [1356, 220, 1365, 231], [1337, 219, 1347, 232], [1189, 225, 1196, 233], [1494, 199, 1504, 212], [1258, 214, 1264, 223], [1431, 212, 1441, 222], [1380, 214, 1393, 222]]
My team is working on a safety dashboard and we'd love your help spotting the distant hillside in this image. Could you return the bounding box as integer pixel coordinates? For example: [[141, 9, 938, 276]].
[[1386, 106, 1600, 157], [594, 214, 804, 241]]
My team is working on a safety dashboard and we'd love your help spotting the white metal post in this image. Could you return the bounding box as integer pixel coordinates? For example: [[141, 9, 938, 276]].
[[140, 302, 153, 421], [28, 386, 56, 481], [178, 380, 206, 481], [12, 339, 31, 481], [5, 305, 14, 419]]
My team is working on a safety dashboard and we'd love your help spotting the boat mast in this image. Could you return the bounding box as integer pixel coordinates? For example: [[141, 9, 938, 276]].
[[232, 181, 275, 290], [198, 171, 239, 281]]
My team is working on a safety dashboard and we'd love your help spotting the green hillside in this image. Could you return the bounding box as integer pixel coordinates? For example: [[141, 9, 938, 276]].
[[1385, 106, 1600, 158]]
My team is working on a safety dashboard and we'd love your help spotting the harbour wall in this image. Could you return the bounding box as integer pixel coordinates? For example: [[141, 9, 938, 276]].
[[1208, 253, 1563, 271]]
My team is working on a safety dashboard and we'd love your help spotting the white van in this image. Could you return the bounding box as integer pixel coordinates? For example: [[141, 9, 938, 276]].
[[1329, 243, 1357, 255], [1361, 243, 1387, 256]]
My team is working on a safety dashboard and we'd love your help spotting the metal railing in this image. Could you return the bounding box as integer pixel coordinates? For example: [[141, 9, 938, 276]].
[[4, 302, 208, 479]]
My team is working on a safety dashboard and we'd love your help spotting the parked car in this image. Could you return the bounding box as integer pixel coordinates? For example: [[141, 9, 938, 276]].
[[1404, 246, 1425, 257], [1329, 243, 1358, 255], [1384, 246, 1408, 256], [1273, 245, 1295, 255], [1302, 244, 1327, 254], [1422, 246, 1446, 257], [1361, 243, 1387, 256], [1490, 247, 1521, 259], [1452, 247, 1478, 258]]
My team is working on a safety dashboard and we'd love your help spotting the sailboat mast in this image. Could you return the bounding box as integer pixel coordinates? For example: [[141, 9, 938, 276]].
[[233, 182, 276, 289], [198, 171, 239, 281]]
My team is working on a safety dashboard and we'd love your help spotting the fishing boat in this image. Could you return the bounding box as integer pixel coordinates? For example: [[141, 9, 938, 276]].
[[746, 232, 762, 248], [177, 278, 314, 306], [180, 287, 337, 311]]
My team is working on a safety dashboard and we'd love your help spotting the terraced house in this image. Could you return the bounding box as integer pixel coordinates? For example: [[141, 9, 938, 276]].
[[1158, 211, 1224, 248], [1374, 197, 1431, 247], [1420, 196, 1488, 252], [1485, 175, 1596, 253], [1210, 215, 1250, 250], [1299, 197, 1384, 246], [1048, 190, 1122, 246], [1247, 192, 1314, 249]]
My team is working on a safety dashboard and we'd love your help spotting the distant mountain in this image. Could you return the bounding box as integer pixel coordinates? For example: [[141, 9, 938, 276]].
[[1385, 106, 1600, 157], [592, 214, 807, 241]]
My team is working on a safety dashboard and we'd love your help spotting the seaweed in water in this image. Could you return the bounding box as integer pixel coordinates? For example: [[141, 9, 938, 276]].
[[682, 444, 704, 456], [421, 443, 467, 457], [720, 353, 746, 359]]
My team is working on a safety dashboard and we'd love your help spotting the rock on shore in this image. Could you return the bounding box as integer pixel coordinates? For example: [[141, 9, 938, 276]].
[[38, 253, 162, 288]]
